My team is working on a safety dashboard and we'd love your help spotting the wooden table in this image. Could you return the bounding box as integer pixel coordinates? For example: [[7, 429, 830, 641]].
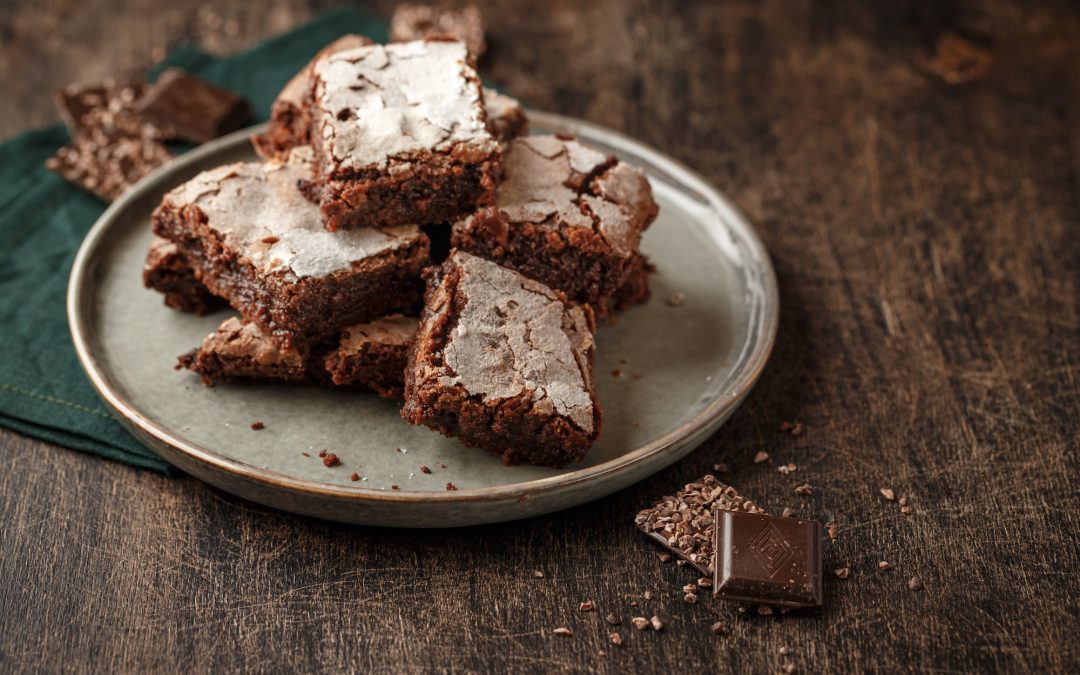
[[2, 1, 1078, 672]]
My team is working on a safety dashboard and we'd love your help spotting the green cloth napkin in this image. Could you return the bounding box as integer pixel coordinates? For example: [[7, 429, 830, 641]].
[[0, 8, 388, 474]]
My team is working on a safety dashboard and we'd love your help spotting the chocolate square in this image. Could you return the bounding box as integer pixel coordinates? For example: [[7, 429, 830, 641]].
[[712, 510, 823, 608]]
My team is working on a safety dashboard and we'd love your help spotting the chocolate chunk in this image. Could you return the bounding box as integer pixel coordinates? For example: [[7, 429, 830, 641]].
[[712, 510, 823, 609], [634, 475, 765, 575], [135, 69, 251, 144]]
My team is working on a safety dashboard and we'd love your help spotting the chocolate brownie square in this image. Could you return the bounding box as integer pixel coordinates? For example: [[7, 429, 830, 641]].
[[401, 252, 601, 467], [323, 314, 418, 398], [143, 236, 225, 315], [252, 34, 526, 160], [152, 146, 429, 346], [180, 315, 417, 398], [451, 135, 658, 318], [306, 39, 502, 231]]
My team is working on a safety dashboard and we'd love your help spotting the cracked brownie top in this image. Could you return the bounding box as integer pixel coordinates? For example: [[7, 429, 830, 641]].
[[159, 147, 421, 280], [434, 252, 596, 432], [463, 135, 656, 256], [312, 40, 497, 172]]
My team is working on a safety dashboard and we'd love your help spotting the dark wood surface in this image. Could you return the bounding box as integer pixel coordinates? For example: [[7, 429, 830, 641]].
[[2, 1, 1078, 672]]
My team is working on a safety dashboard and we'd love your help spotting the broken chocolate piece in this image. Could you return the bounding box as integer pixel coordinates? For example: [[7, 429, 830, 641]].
[[46, 132, 172, 202], [712, 510, 823, 609], [634, 475, 765, 575], [136, 68, 251, 144]]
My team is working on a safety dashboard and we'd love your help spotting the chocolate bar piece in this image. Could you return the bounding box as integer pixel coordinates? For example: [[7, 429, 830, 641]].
[[634, 475, 766, 575], [136, 68, 251, 144], [712, 510, 823, 609]]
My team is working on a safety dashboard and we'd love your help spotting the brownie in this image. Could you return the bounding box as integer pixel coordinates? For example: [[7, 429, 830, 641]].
[[389, 4, 486, 58], [252, 33, 525, 160], [323, 315, 418, 398], [179, 317, 312, 385], [251, 34, 375, 160], [401, 251, 601, 468], [152, 146, 429, 346], [451, 135, 658, 318], [143, 236, 225, 315], [305, 39, 502, 231], [180, 315, 417, 398], [46, 131, 172, 203]]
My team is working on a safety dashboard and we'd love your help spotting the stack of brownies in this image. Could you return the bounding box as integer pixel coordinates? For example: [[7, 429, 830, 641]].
[[145, 36, 658, 468]]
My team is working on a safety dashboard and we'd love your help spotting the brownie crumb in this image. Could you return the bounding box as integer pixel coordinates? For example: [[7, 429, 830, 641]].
[[611, 368, 623, 378], [827, 522, 838, 540], [697, 577, 712, 588], [658, 553, 671, 563], [301, 452, 310, 458], [391, 485, 399, 490], [753, 451, 770, 464], [880, 487, 896, 501], [878, 561, 892, 571], [532, 570, 545, 579], [631, 617, 649, 631], [650, 616, 664, 631], [683, 593, 698, 604], [318, 449, 327, 458], [900, 505, 913, 515], [713, 462, 728, 473], [666, 292, 685, 307], [710, 621, 726, 635], [778, 463, 797, 475], [260, 236, 279, 244], [781, 507, 794, 518], [419, 465, 432, 474], [446, 482, 458, 491], [250, 421, 265, 430], [579, 600, 595, 612], [779, 421, 804, 436], [439, 463, 447, 469], [553, 627, 573, 638], [782, 663, 797, 674], [350, 473, 360, 481], [519, 494, 529, 503], [757, 606, 773, 616], [794, 484, 813, 496], [609, 632, 623, 646], [908, 575, 924, 591], [642, 591, 653, 600], [606, 614, 621, 626], [322, 453, 340, 467], [834, 567, 850, 579]]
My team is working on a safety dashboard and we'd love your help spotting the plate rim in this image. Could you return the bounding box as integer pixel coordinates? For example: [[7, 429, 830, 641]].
[[67, 111, 779, 506]]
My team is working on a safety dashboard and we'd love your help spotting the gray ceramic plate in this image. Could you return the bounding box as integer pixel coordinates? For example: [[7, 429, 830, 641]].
[[68, 112, 778, 527]]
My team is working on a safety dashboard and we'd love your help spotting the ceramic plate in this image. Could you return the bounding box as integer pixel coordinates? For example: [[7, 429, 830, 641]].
[[68, 112, 778, 527]]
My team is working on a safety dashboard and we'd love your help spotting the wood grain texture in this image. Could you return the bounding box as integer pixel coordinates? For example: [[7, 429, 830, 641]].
[[2, 0, 1079, 672]]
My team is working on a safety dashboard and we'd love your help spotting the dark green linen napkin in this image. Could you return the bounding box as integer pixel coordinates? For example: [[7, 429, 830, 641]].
[[0, 8, 388, 474]]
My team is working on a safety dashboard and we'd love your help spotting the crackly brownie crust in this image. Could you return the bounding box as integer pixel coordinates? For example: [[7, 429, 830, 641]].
[[180, 315, 417, 398], [151, 147, 429, 346], [401, 252, 600, 468], [306, 40, 502, 231], [451, 135, 658, 319], [482, 88, 528, 144], [143, 236, 226, 315], [323, 315, 418, 398]]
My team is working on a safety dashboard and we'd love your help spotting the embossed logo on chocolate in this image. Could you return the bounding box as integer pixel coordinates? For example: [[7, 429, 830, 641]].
[[749, 523, 794, 576]]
